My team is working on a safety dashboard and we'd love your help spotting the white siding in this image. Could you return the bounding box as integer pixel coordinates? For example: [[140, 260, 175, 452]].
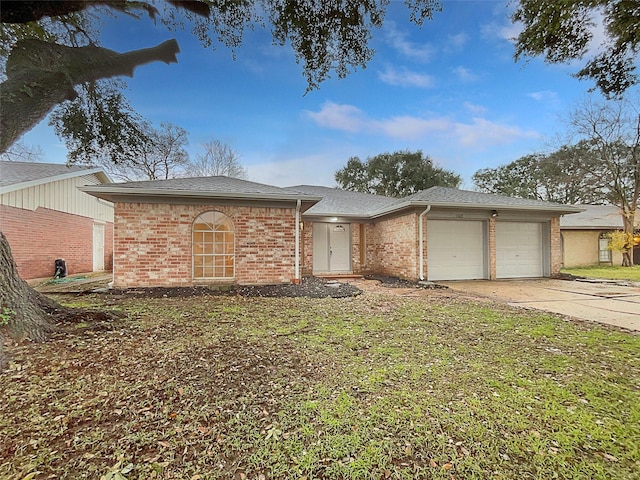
[[0, 173, 113, 221]]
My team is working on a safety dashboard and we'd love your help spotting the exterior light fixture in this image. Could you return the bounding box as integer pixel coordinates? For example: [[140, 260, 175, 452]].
[[491, 210, 499, 218]]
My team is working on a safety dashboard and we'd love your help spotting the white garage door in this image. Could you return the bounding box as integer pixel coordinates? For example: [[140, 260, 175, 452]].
[[427, 220, 486, 281], [496, 222, 543, 278]]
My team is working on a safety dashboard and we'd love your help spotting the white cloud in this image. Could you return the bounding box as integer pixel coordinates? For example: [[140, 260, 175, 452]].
[[463, 102, 488, 115], [372, 116, 451, 140], [481, 21, 523, 43], [306, 102, 539, 148], [385, 21, 435, 62], [247, 155, 338, 188], [454, 66, 477, 82], [527, 90, 559, 103], [447, 32, 468, 49], [378, 65, 435, 88], [453, 117, 537, 147], [305, 102, 366, 133]]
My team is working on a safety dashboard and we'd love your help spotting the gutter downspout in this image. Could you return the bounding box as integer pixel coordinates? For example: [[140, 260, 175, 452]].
[[294, 199, 301, 283], [418, 205, 431, 281]]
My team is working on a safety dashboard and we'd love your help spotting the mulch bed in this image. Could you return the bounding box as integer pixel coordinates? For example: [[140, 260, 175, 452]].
[[364, 274, 448, 289], [95, 276, 362, 299]]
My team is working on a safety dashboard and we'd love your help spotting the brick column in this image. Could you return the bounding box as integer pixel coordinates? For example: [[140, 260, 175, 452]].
[[488, 218, 496, 280], [549, 217, 562, 277]]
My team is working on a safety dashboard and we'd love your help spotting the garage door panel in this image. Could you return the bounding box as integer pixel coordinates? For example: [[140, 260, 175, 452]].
[[496, 222, 543, 278], [427, 220, 486, 281]]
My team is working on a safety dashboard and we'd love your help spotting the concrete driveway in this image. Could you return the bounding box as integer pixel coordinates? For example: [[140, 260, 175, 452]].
[[439, 279, 640, 332]]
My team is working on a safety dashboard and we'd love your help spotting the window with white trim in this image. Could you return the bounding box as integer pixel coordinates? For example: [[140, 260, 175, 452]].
[[598, 232, 612, 263], [193, 211, 235, 279]]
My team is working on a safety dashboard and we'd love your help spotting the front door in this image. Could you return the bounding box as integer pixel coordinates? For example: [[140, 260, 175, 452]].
[[312, 223, 351, 273]]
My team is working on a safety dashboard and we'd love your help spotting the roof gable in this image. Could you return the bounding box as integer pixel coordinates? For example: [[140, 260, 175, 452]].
[[0, 161, 111, 193]]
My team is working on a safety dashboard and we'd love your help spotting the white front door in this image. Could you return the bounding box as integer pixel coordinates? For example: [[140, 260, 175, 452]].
[[312, 223, 351, 273], [496, 222, 543, 278], [427, 220, 487, 281], [93, 223, 105, 271]]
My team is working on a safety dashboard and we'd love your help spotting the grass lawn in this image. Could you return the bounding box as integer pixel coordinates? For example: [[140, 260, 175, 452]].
[[562, 265, 640, 282], [1, 291, 638, 479]]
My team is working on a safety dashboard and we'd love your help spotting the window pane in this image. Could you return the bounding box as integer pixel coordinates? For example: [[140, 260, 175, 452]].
[[193, 211, 235, 279]]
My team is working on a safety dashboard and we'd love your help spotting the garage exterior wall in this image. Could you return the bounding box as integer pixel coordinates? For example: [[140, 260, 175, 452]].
[[371, 212, 419, 280], [113, 202, 298, 287], [1, 204, 114, 279], [301, 213, 564, 282]]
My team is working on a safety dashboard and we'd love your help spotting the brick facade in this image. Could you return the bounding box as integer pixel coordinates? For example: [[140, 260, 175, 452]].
[[0, 204, 113, 280], [113, 202, 298, 287], [300, 214, 564, 282], [371, 212, 419, 280], [108, 199, 566, 286]]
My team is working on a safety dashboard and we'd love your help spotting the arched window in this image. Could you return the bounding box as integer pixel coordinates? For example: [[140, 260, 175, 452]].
[[193, 211, 235, 279]]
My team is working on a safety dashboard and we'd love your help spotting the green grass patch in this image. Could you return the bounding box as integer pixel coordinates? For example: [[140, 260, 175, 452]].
[[1, 293, 638, 479], [562, 265, 640, 281]]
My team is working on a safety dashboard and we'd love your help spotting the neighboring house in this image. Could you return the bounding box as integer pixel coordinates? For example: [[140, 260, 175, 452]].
[[560, 205, 640, 267], [80, 176, 580, 287], [0, 161, 114, 280]]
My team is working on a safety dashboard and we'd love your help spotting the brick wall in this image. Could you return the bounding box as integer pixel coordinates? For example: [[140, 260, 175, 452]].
[[371, 212, 419, 280], [301, 221, 313, 276], [113, 202, 298, 287], [0, 204, 113, 279], [488, 217, 497, 280], [550, 217, 563, 276]]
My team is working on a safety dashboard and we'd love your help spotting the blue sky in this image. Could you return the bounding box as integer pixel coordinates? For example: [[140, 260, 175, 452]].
[[19, 1, 613, 189]]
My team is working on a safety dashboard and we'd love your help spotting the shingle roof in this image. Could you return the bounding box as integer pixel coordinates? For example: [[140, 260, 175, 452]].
[[0, 161, 108, 191], [80, 176, 580, 217], [286, 185, 396, 216], [376, 186, 582, 216], [560, 205, 639, 229], [399, 186, 577, 209], [80, 176, 322, 203]]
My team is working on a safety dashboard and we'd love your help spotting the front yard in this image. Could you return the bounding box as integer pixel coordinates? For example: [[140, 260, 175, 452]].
[[562, 265, 640, 282], [1, 288, 638, 479]]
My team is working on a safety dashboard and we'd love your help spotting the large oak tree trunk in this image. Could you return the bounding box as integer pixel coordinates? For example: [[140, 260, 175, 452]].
[[0, 38, 180, 153], [0, 232, 62, 369]]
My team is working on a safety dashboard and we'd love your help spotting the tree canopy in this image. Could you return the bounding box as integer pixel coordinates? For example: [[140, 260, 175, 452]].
[[513, 0, 640, 97], [474, 95, 640, 266], [472, 142, 608, 205], [0, 0, 443, 155], [335, 150, 461, 198], [186, 140, 247, 179]]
